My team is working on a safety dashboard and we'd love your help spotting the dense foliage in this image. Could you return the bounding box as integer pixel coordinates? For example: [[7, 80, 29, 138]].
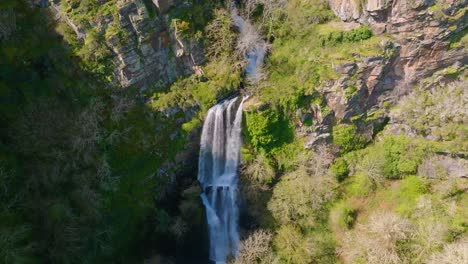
[[1, 0, 466, 263], [238, 1, 467, 264], [0, 0, 229, 262]]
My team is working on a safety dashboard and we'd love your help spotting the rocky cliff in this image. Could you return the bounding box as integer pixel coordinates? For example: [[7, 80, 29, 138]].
[[50, 0, 204, 89], [305, 0, 467, 147]]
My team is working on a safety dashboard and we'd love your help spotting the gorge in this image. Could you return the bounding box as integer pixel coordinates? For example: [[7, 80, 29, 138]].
[[0, 0, 466, 264]]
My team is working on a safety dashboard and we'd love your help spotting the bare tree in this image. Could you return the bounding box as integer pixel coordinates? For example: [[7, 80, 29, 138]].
[[306, 144, 335, 177], [342, 211, 414, 264], [427, 238, 468, 264], [231, 229, 273, 264]]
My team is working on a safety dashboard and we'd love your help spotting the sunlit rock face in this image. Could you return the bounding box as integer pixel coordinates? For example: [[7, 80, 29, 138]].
[[51, 0, 203, 89], [300, 0, 467, 148]]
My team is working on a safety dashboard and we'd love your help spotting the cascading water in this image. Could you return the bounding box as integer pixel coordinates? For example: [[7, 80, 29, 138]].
[[231, 6, 268, 83], [198, 4, 266, 264], [199, 97, 244, 263]]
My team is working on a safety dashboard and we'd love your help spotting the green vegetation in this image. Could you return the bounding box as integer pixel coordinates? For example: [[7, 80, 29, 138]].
[[394, 78, 467, 147], [332, 124, 366, 153], [2, 0, 467, 263], [0, 0, 226, 262], [319, 25, 373, 46], [245, 109, 294, 152], [59, 0, 119, 78], [251, 1, 389, 113], [331, 201, 357, 229], [330, 157, 349, 182], [151, 8, 241, 113]]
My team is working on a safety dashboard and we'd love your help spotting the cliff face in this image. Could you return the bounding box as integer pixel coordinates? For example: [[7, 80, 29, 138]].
[[305, 0, 467, 147], [51, 0, 204, 89]]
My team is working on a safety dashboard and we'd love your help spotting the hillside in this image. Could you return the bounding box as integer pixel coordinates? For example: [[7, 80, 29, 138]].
[[0, 0, 466, 263]]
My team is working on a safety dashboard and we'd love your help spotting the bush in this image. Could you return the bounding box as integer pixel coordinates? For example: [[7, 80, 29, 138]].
[[331, 201, 357, 230], [268, 167, 336, 225], [242, 151, 276, 184], [395, 176, 427, 216], [205, 8, 237, 58], [319, 26, 373, 46], [350, 136, 433, 181], [347, 173, 377, 197], [381, 137, 431, 179], [245, 109, 294, 152], [332, 124, 366, 154], [393, 79, 467, 141], [273, 225, 312, 264], [330, 158, 349, 182], [427, 238, 468, 264], [273, 224, 337, 264], [271, 140, 304, 173]]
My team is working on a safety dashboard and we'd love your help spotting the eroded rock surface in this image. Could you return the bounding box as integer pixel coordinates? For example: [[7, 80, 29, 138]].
[[52, 0, 204, 89], [304, 0, 467, 148]]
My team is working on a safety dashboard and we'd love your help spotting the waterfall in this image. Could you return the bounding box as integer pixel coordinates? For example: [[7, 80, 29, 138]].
[[199, 4, 266, 263], [231, 6, 268, 83], [199, 97, 244, 263]]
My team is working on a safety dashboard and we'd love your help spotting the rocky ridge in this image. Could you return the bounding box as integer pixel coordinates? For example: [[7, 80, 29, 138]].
[[305, 0, 467, 148]]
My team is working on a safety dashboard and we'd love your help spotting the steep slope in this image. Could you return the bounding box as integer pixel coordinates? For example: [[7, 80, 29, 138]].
[[236, 0, 466, 263]]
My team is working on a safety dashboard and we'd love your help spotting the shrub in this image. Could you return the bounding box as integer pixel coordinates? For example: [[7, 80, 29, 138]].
[[181, 117, 201, 134], [351, 136, 433, 181], [330, 158, 349, 182], [427, 238, 468, 264], [319, 26, 373, 46], [271, 140, 304, 173], [395, 176, 427, 216], [347, 173, 377, 197], [205, 9, 237, 58], [245, 109, 293, 152], [242, 151, 276, 184], [273, 225, 312, 264], [391, 79, 467, 142], [305, 144, 336, 178], [332, 124, 366, 154], [331, 201, 357, 230], [268, 167, 336, 225], [356, 147, 386, 185], [413, 220, 449, 262], [381, 136, 430, 179]]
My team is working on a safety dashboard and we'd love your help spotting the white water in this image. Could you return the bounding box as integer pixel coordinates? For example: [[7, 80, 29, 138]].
[[199, 97, 244, 263], [231, 6, 268, 83]]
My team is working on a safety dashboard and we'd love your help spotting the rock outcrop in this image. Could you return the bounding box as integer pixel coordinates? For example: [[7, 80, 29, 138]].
[[52, 0, 204, 89], [304, 0, 467, 148]]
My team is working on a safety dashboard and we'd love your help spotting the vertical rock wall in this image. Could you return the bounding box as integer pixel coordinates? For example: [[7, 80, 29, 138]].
[[52, 0, 205, 89]]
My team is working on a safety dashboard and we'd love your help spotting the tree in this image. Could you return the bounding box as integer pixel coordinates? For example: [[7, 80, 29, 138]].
[[232, 229, 273, 264]]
